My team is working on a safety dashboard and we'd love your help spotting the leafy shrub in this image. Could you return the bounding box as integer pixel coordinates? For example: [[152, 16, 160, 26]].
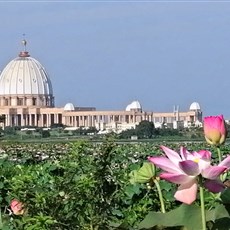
[[41, 130, 50, 138]]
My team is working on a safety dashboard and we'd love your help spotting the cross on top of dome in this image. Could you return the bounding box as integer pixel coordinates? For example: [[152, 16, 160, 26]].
[[19, 36, 30, 57], [22, 39, 27, 51]]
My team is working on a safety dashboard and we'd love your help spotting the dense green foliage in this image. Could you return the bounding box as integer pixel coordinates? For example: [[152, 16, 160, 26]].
[[0, 139, 229, 229], [0, 121, 205, 143], [118, 121, 204, 140]]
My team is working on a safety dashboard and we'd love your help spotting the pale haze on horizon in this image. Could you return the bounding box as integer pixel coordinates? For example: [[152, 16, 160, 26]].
[[0, 1, 230, 118]]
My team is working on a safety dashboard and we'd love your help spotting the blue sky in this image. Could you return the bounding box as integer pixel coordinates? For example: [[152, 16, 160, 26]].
[[0, 1, 230, 118]]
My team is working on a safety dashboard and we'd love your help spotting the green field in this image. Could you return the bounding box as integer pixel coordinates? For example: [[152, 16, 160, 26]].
[[0, 138, 229, 229]]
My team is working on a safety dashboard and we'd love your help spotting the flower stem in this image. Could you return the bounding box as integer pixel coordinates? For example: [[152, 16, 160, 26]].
[[0, 208, 3, 229], [216, 146, 224, 181], [153, 178, 166, 213], [200, 186, 206, 230], [217, 146, 222, 164]]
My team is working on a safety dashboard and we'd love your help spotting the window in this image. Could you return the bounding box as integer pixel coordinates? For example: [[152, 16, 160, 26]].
[[18, 98, 23, 106], [32, 98, 37, 106]]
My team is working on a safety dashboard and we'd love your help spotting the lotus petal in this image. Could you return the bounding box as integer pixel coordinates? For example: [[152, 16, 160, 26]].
[[161, 146, 181, 166], [179, 160, 200, 176], [174, 179, 198, 205], [197, 150, 212, 160], [148, 156, 181, 173], [202, 165, 227, 180], [204, 179, 225, 193], [198, 158, 211, 171], [219, 155, 230, 169], [180, 146, 190, 160], [160, 172, 194, 184]]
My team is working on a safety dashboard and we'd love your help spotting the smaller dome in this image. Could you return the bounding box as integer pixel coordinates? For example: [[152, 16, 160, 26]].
[[64, 103, 75, 111], [126, 100, 142, 111], [125, 104, 132, 111], [189, 102, 201, 111]]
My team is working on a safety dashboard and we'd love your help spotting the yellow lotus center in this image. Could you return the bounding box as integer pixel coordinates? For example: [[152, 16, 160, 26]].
[[193, 158, 199, 163]]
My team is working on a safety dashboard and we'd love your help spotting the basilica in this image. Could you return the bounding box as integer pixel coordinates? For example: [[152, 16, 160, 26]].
[[0, 40, 202, 132]]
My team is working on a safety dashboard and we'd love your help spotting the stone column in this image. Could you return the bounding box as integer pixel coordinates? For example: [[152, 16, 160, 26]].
[[29, 114, 32, 126], [21, 114, 25, 127], [47, 114, 50, 127], [34, 114, 37, 126]]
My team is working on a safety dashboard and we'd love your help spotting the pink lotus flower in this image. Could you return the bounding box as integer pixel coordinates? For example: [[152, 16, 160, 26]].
[[10, 199, 25, 215], [203, 115, 227, 146], [148, 146, 230, 204]]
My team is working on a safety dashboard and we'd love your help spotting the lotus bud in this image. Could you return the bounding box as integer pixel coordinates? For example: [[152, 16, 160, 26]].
[[10, 199, 25, 215], [203, 115, 227, 146]]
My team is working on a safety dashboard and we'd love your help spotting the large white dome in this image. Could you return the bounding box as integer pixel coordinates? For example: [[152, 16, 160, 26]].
[[0, 40, 54, 107], [0, 53, 53, 96]]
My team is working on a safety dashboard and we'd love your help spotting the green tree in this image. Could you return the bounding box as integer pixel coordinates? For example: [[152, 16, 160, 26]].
[[135, 120, 156, 139]]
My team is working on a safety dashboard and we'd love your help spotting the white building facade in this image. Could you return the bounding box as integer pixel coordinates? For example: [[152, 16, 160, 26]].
[[0, 40, 202, 132]]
